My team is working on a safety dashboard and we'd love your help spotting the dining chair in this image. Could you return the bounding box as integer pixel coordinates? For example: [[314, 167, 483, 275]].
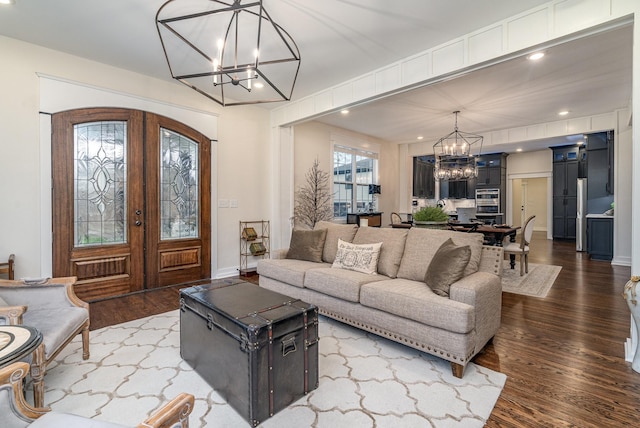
[[0, 362, 195, 428], [503, 215, 536, 276], [390, 212, 402, 225]]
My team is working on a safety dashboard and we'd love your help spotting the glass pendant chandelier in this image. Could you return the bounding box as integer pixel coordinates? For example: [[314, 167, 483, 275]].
[[433, 111, 483, 181]]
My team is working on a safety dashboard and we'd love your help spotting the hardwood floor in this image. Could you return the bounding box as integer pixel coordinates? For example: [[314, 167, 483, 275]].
[[89, 233, 637, 427]]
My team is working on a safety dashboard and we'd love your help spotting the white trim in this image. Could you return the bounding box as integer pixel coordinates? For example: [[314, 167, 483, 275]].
[[38, 73, 219, 139]]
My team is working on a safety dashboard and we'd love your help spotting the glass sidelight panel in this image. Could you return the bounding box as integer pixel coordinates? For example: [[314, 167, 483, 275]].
[[74, 121, 127, 247], [160, 128, 199, 240]]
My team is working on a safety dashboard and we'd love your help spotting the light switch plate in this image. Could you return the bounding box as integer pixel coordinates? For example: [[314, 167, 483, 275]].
[[218, 199, 229, 208], [229, 199, 238, 208]]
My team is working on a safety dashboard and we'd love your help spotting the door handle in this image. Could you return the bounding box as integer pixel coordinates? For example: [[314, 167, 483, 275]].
[[135, 209, 142, 215], [135, 220, 142, 226]]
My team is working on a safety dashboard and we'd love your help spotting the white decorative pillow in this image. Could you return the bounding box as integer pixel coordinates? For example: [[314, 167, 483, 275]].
[[332, 239, 382, 274]]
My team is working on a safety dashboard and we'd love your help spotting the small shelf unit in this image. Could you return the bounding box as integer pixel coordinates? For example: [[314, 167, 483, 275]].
[[239, 220, 270, 276]]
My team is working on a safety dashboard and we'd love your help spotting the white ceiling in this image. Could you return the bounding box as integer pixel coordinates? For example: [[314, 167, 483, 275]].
[[0, 0, 632, 153]]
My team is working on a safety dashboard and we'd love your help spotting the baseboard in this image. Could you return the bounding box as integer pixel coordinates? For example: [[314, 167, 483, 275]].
[[215, 266, 244, 279], [612, 256, 631, 267]]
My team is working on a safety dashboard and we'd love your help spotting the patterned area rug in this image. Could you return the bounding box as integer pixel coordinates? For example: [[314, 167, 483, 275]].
[[501, 260, 562, 298], [32, 310, 506, 427]]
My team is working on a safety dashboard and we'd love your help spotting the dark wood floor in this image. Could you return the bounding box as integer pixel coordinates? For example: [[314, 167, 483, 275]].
[[89, 232, 638, 427]]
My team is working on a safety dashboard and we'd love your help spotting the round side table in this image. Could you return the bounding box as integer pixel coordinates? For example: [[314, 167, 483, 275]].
[[0, 325, 44, 406]]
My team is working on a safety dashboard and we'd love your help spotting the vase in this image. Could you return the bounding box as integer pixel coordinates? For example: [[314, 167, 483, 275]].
[[623, 276, 640, 372], [413, 221, 448, 230]]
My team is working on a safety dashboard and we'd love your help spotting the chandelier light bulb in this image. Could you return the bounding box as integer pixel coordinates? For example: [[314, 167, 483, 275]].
[[212, 58, 219, 84]]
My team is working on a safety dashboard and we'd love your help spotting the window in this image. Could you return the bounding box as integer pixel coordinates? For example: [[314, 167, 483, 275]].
[[333, 144, 378, 219]]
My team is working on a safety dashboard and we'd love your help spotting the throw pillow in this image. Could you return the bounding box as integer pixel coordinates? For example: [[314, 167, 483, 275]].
[[286, 228, 327, 263], [332, 239, 382, 274], [424, 238, 471, 297]]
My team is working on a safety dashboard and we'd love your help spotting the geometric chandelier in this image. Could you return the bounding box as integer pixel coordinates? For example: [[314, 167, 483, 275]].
[[433, 111, 483, 181], [156, 0, 301, 107]]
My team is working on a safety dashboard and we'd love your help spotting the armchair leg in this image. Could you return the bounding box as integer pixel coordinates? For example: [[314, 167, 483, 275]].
[[81, 324, 90, 360], [31, 344, 46, 408]]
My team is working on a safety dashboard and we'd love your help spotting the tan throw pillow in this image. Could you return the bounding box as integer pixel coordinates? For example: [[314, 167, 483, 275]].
[[332, 239, 382, 274], [286, 228, 327, 263], [425, 238, 471, 297]]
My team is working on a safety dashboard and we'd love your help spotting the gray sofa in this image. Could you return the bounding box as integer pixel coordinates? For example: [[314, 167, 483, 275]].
[[257, 221, 503, 378]]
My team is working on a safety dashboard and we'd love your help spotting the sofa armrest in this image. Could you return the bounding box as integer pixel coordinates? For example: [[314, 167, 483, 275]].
[[0, 304, 27, 325], [271, 248, 288, 259], [449, 271, 502, 347], [478, 245, 504, 276]]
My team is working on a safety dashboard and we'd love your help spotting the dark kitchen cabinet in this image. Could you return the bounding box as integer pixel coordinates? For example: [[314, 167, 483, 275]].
[[440, 179, 472, 199], [552, 145, 579, 240], [476, 154, 506, 188], [412, 156, 435, 199], [587, 216, 613, 261], [586, 131, 614, 214]]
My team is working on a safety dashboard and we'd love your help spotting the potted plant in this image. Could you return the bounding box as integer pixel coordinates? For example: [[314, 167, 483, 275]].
[[412, 206, 450, 229]]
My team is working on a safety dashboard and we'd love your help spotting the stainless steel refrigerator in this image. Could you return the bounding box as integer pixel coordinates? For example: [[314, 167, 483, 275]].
[[576, 178, 587, 251]]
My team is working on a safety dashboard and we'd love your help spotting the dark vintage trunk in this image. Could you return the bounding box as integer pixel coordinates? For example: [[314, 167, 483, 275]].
[[180, 279, 318, 426]]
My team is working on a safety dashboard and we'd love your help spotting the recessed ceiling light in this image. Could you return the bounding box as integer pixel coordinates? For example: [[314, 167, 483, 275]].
[[253, 82, 264, 89], [417, 136, 424, 140], [340, 109, 349, 115], [516, 148, 523, 152], [528, 52, 545, 61], [0, 0, 15, 5], [558, 110, 570, 116]]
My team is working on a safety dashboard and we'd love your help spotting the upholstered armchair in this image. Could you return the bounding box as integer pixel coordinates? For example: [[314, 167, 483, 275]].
[[0, 362, 194, 428], [0, 277, 90, 407]]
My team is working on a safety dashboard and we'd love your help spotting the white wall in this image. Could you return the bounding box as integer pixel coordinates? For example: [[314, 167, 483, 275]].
[[293, 121, 398, 227], [0, 35, 270, 279]]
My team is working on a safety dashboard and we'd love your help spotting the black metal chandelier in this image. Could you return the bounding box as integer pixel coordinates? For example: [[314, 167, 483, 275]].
[[156, 0, 301, 107], [433, 111, 483, 181]]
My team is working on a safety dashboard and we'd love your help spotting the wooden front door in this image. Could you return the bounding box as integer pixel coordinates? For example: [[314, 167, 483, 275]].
[[52, 108, 211, 300]]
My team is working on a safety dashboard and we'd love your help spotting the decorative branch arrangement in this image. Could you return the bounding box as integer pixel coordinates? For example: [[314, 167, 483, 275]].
[[293, 159, 334, 229]]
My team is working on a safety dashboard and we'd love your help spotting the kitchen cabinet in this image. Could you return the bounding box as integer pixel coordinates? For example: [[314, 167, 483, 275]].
[[586, 215, 613, 261], [412, 156, 435, 199], [586, 131, 614, 214], [475, 154, 506, 188], [439, 179, 473, 199], [552, 145, 579, 240], [346, 212, 383, 227]]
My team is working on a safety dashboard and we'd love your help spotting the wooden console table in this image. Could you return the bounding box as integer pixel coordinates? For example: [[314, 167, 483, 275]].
[[346, 212, 383, 227]]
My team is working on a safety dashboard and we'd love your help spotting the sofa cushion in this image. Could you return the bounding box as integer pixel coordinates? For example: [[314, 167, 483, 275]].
[[305, 267, 387, 302], [396, 228, 483, 282], [314, 221, 358, 263], [425, 238, 471, 297], [332, 239, 382, 274], [286, 228, 327, 262], [360, 278, 475, 334], [257, 259, 330, 288], [352, 227, 408, 278]]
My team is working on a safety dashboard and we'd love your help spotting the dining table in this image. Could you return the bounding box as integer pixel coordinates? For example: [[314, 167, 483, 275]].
[[447, 222, 521, 269]]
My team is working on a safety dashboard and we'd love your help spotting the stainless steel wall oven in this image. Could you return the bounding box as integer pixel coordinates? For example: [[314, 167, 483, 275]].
[[475, 189, 500, 214]]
